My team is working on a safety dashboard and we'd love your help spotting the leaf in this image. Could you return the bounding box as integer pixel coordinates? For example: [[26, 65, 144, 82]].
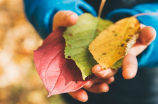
[[63, 13, 113, 80], [111, 59, 123, 70], [89, 17, 140, 69], [34, 28, 88, 96]]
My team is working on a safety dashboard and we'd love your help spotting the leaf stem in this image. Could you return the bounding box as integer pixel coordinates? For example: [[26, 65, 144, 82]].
[[98, 0, 106, 17], [134, 12, 158, 17]]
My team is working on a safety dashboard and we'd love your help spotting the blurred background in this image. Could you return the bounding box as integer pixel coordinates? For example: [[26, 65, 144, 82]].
[[0, 0, 68, 104]]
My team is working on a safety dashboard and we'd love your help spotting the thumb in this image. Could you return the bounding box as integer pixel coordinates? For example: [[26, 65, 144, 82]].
[[53, 11, 78, 31]]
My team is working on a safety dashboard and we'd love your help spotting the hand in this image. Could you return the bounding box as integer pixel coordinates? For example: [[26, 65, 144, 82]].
[[71, 25, 156, 102], [92, 24, 156, 80], [121, 24, 156, 79], [53, 11, 156, 102]]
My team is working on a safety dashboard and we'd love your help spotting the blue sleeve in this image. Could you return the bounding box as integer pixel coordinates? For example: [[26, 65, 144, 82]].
[[23, 0, 96, 39], [106, 2, 158, 68]]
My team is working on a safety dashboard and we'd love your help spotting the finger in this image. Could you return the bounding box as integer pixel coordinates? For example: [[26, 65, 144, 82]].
[[104, 76, 115, 84], [53, 11, 78, 31], [68, 89, 88, 102], [92, 64, 117, 79], [85, 82, 109, 93], [132, 26, 156, 55], [83, 76, 115, 89], [122, 50, 138, 79], [94, 76, 115, 85], [139, 26, 156, 45], [140, 24, 146, 29]]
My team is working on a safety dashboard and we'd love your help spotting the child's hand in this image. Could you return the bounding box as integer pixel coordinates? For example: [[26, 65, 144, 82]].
[[53, 11, 156, 102], [53, 11, 78, 31], [69, 25, 156, 102]]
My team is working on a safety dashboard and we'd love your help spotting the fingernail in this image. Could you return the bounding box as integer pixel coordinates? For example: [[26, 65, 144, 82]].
[[102, 86, 109, 92], [66, 12, 76, 22], [152, 27, 157, 36], [97, 71, 103, 74], [66, 12, 74, 17], [97, 68, 109, 74], [92, 65, 102, 73]]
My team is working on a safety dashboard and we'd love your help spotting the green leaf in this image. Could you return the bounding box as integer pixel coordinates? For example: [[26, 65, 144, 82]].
[[111, 59, 123, 70], [63, 13, 113, 80]]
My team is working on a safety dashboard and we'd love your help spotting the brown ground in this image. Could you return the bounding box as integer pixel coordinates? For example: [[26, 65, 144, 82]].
[[0, 0, 68, 104]]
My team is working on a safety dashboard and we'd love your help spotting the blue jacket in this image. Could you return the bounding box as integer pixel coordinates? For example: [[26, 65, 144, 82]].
[[23, 0, 158, 68]]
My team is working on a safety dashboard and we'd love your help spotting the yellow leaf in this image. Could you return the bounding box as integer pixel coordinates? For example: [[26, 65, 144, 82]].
[[89, 17, 140, 69]]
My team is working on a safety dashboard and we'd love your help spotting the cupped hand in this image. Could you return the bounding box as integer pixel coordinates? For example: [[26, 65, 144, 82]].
[[92, 24, 156, 80], [53, 11, 156, 102]]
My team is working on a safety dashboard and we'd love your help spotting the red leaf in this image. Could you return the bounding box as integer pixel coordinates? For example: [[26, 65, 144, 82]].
[[34, 28, 88, 96]]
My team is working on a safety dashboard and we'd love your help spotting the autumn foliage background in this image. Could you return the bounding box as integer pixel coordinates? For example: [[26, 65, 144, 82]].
[[0, 0, 68, 104]]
